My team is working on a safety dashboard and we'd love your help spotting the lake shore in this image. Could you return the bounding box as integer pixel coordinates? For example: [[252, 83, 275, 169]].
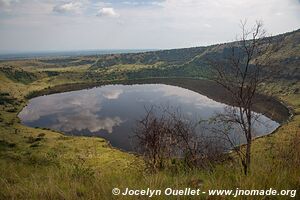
[[26, 77, 291, 123]]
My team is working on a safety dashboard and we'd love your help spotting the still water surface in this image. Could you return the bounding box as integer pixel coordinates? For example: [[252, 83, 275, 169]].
[[19, 84, 279, 151]]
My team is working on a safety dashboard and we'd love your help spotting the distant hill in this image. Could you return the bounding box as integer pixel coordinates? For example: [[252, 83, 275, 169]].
[[90, 29, 300, 80]]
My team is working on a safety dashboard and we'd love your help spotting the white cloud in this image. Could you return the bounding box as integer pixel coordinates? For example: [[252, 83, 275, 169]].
[[102, 89, 123, 99], [121, 0, 164, 7], [97, 7, 120, 18], [19, 92, 102, 122], [19, 90, 124, 134], [0, 0, 14, 8], [0, 0, 11, 7], [54, 113, 124, 133], [157, 85, 225, 109], [53, 2, 83, 14], [0, 0, 299, 51], [0, 0, 18, 10]]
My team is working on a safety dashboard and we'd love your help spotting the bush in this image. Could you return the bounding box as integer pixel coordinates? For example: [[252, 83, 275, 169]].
[[134, 105, 226, 172]]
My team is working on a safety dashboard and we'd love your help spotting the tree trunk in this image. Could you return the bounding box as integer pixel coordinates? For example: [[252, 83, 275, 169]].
[[245, 137, 252, 175]]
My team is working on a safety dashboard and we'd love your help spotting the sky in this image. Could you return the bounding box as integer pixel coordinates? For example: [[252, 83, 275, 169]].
[[0, 0, 299, 53]]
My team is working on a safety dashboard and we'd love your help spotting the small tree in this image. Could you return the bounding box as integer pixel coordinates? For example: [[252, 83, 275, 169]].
[[206, 20, 277, 175], [134, 105, 225, 172]]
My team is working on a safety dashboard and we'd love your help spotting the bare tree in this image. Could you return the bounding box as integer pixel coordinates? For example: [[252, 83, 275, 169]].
[[134, 105, 225, 172], [206, 20, 277, 175], [134, 106, 176, 170]]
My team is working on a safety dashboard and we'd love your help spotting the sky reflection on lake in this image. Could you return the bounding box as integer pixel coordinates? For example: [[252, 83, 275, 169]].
[[19, 84, 279, 151]]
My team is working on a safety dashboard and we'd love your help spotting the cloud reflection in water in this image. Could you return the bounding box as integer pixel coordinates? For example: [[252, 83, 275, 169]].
[[19, 84, 279, 151]]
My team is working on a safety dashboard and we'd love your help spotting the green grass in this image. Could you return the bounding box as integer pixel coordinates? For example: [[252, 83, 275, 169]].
[[0, 61, 299, 199]]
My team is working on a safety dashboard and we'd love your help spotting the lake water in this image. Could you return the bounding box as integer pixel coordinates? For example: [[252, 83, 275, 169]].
[[19, 84, 279, 151]]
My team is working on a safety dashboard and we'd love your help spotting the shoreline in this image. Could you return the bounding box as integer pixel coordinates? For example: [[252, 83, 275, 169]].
[[17, 77, 294, 155], [25, 77, 291, 123]]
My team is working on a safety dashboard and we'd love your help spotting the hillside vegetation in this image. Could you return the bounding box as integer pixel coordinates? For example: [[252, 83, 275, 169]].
[[0, 29, 299, 199], [90, 29, 300, 81]]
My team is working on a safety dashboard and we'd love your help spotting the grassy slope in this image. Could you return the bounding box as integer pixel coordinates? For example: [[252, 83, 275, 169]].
[[0, 67, 140, 199], [0, 60, 299, 199], [89, 29, 300, 82], [0, 27, 300, 199]]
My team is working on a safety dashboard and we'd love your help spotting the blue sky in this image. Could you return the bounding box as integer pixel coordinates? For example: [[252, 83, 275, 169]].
[[0, 0, 299, 52]]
